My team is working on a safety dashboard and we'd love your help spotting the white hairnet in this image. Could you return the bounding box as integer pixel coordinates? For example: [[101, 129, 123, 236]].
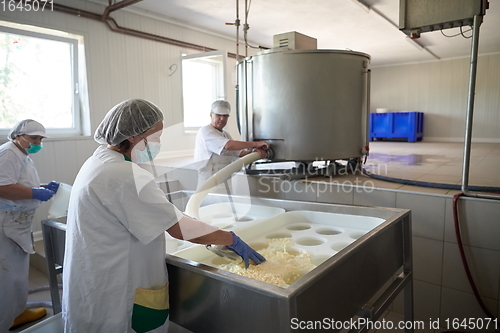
[[211, 100, 231, 115], [94, 99, 164, 145], [8, 119, 47, 140]]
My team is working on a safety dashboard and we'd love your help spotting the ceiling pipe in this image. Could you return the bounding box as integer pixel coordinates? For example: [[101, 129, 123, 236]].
[[28, 1, 240, 59], [101, 0, 145, 21]]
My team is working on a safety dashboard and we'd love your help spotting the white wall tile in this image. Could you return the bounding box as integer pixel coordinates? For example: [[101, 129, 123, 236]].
[[444, 196, 500, 251], [283, 180, 317, 202], [440, 287, 498, 329], [396, 192, 445, 241], [413, 237, 443, 285], [442, 242, 500, 300], [392, 280, 441, 329], [353, 188, 396, 207], [316, 182, 354, 205], [248, 176, 285, 199]]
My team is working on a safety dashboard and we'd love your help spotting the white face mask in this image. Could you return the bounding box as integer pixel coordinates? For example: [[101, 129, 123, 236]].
[[135, 140, 161, 163]]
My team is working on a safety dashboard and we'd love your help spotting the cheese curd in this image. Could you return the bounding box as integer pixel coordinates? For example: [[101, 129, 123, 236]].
[[217, 238, 316, 288]]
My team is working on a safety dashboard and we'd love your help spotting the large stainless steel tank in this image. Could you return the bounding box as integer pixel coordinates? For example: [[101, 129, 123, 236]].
[[238, 49, 370, 162]]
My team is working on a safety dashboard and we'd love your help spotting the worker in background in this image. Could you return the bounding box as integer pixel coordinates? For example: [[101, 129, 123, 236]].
[[194, 100, 269, 189], [0, 119, 60, 332], [62, 99, 265, 333]]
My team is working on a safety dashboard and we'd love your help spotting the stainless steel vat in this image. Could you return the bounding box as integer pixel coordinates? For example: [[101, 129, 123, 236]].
[[237, 49, 371, 162], [41, 192, 412, 333], [167, 192, 413, 333]]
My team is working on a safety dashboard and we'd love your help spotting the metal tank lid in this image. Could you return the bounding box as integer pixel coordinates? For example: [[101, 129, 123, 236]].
[[255, 48, 371, 61]]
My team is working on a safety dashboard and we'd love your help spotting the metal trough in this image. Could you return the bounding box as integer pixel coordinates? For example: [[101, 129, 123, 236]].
[[41, 191, 412, 333]]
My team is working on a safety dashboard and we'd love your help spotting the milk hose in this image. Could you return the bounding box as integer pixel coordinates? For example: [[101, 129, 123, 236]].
[[185, 151, 263, 219], [27, 285, 63, 309]]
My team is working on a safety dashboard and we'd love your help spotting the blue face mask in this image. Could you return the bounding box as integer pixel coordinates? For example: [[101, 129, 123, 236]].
[[21, 136, 43, 154], [135, 140, 161, 163]]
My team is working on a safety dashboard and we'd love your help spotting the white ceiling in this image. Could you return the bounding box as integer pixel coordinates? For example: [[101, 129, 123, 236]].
[[124, 0, 500, 67]]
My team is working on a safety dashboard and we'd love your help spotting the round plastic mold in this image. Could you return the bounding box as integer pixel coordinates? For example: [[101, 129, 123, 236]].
[[295, 237, 326, 246], [248, 242, 268, 251], [266, 232, 293, 239], [286, 223, 312, 231], [234, 216, 254, 222], [316, 227, 343, 236], [285, 247, 303, 256]]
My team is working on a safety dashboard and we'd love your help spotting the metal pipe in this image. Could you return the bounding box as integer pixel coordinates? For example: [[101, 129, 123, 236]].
[[101, 0, 145, 20], [244, 0, 248, 57], [48, 2, 240, 58], [364, 68, 371, 158], [460, 15, 500, 201]]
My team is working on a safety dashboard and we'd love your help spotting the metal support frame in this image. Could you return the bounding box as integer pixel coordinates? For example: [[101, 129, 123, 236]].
[[41, 219, 67, 314], [460, 15, 500, 201]]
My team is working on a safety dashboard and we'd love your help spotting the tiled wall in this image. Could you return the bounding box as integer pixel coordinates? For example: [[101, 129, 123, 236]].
[[180, 170, 500, 330]]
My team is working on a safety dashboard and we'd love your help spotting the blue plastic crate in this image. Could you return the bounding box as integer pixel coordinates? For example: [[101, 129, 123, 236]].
[[369, 112, 424, 142]]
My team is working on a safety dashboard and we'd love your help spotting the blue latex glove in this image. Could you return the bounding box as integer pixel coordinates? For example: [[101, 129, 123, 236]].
[[32, 187, 55, 201], [43, 181, 60, 193], [227, 231, 266, 269]]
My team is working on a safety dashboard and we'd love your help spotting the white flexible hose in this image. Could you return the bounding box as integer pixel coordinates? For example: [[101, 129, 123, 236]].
[[27, 301, 53, 309], [185, 152, 262, 219]]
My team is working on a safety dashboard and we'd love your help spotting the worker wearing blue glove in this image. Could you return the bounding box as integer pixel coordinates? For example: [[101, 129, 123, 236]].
[[42, 181, 60, 193], [32, 187, 55, 201], [0, 119, 57, 331], [227, 231, 266, 269]]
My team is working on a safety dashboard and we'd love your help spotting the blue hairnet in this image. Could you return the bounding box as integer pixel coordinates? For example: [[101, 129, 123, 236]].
[[94, 99, 164, 145]]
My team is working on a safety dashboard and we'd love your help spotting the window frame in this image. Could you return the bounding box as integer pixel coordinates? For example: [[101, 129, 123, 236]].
[[181, 50, 227, 132], [0, 23, 84, 138]]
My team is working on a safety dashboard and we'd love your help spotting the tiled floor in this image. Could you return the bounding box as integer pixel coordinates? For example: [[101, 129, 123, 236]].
[[10, 267, 55, 332], [365, 141, 500, 188]]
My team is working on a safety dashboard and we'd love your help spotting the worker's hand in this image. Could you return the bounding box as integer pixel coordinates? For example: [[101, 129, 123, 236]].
[[32, 187, 55, 201], [253, 141, 269, 149], [42, 181, 60, 193], [32, 188, 55, 201], [253, 148, 268, 159], [227, 231, 266, 269]]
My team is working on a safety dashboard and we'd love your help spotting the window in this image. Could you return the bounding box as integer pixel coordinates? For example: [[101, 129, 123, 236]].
[[182, 51, 226, 130], [0, 21, 88, 137]]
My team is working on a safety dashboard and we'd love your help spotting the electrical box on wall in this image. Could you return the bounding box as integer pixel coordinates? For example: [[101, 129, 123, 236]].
[[399, 0, 488, 37], [273, 31, 317, 50]]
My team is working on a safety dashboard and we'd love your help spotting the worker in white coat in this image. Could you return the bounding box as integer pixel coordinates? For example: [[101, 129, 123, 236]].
[[62, 99, 265, 333], [0, 119, 59, 332], [194, 100, 269, 189]]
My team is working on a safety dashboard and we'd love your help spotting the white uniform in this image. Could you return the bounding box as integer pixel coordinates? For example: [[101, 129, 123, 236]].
[[62, 146, 183, 333], [194, 124, 240, 189], [0, 141, 40, 332]]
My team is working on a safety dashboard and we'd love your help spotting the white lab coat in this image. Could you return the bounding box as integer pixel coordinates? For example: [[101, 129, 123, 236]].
[[193, 125, 240, 189], [62, 146, 183, 333], [0, 141, 40, 332]]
